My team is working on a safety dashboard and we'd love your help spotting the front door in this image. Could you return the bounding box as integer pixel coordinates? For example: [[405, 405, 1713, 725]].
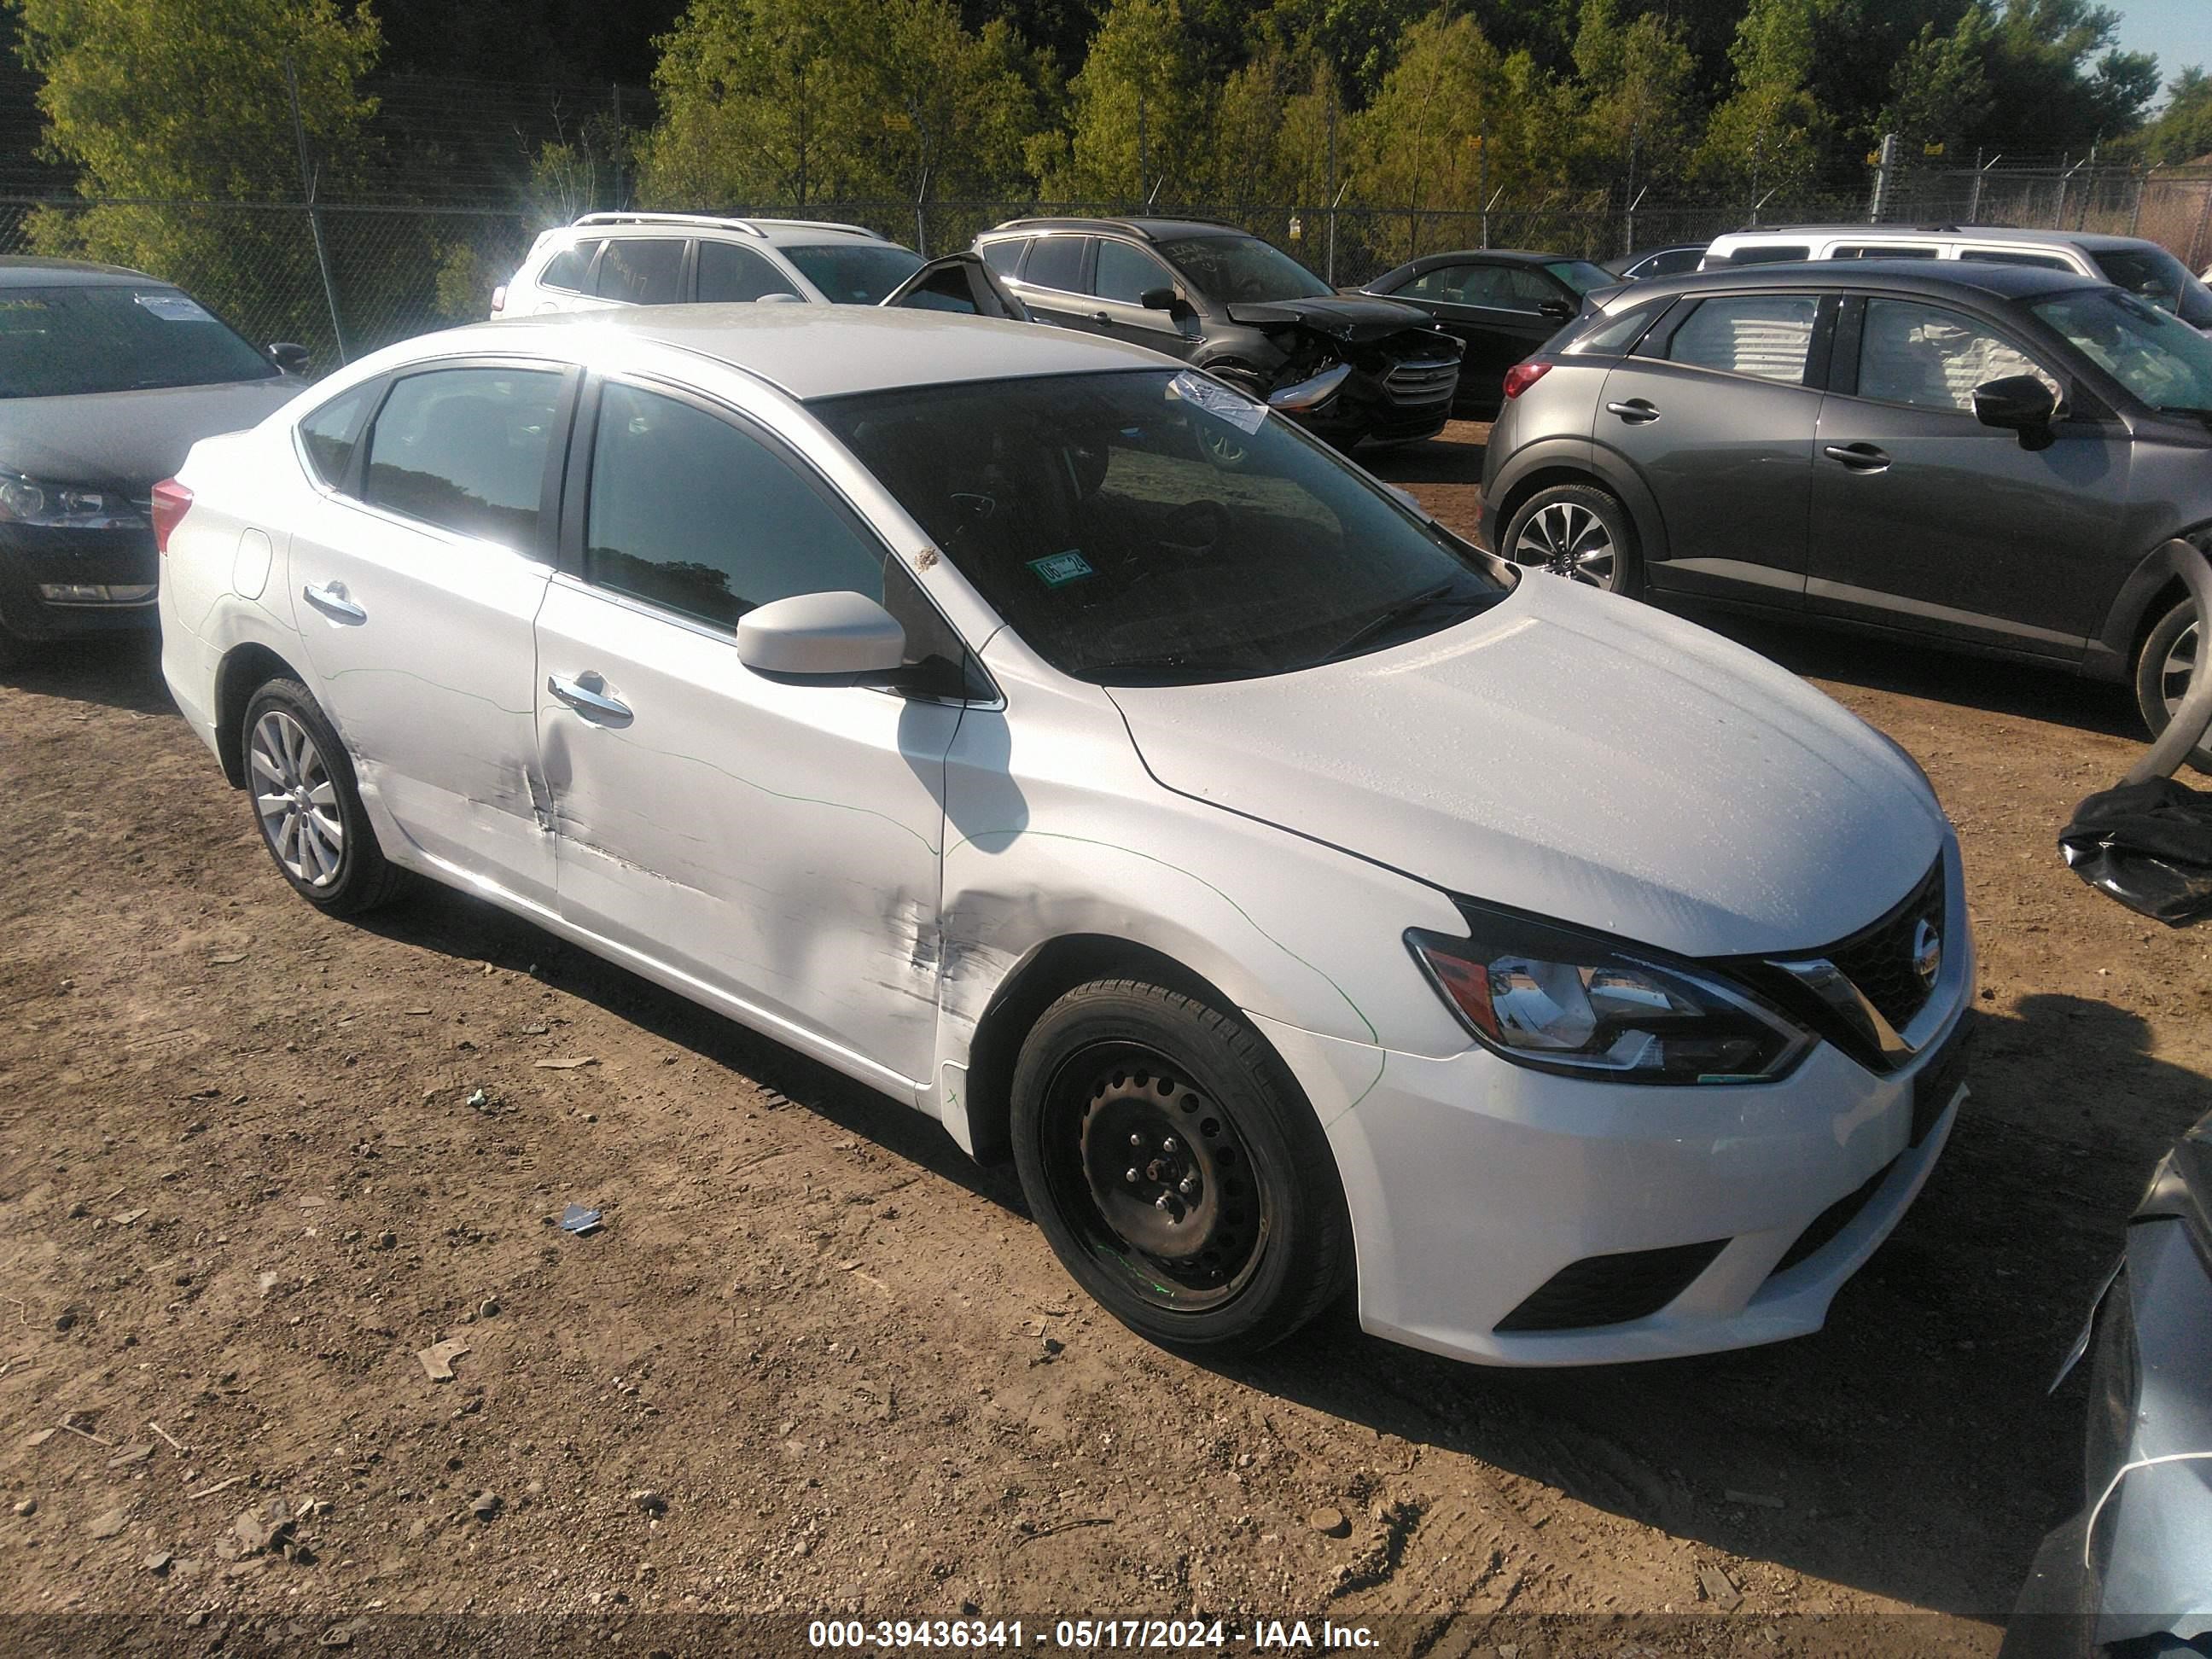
[[287, 360, 571, 905], [1087, 237, 1200, 360], [1806, 294, 2132, 657], [534, 376, 962, 1091], [1595, 291, 1829, 605]]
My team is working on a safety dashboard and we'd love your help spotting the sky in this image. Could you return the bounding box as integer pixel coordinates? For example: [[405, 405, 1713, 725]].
[[2111, 0, 2212, 96]]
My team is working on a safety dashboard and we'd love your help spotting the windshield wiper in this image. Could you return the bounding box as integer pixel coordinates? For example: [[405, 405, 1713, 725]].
[[1322, 583, 1494, 662], [1085, 653, 1268, 684]]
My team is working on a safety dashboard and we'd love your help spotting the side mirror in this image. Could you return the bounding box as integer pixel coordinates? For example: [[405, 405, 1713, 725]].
[[1972, 374, 2058, 446], [1140, 286, 1185, 315], [268, 341, 311, 375], [736, 591, 906, 678], [1538, 297, 1575, 323]]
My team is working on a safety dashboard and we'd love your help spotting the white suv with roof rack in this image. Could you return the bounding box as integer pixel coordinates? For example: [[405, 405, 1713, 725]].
[[1699, 224, 2212, 331], [491, 212, 933, 317]]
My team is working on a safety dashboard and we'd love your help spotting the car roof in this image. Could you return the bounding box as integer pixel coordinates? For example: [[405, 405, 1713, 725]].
[[981, 218, 1245, 242], [1394, 248, 1583, 271], [1619, 259, 2106, 304], [559, 212, 894, 247], [451, 305, 1169, 401], [0, 254, 164, 287], [1710, 223, 2154, 253]]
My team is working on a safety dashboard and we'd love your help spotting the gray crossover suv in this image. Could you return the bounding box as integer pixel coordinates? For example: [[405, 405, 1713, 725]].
[[1481, 260, 2212, 752]]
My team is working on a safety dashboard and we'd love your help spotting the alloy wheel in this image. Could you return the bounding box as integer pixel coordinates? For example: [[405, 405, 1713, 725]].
[[249, 708, 345, 888], [1513, 500, 1617, 588], [1044, 1045, 1272, 1313], [2160, 619, 2199, 725]]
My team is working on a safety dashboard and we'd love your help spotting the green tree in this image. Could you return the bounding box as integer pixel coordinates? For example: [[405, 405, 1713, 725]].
[[1881, 8, 1994, 157], [1569, 0, 1697, 184], [2130, 65, 2212, 166], [1977, 0, 2157, 152], [1040, 0, 1211, 201], [1693, 0, 1828, 201]]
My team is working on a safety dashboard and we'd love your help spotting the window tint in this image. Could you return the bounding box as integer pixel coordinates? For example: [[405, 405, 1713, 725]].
[[592, 238, 685, 304], [362, 367, 563, 548], [1567, 303, 1661, 356], [1959, 248, 2072, 270], [539, 241, 597, 293], [1022, 236, 1087, 293], [1720, 243, 1810, 265], [1400, 264, 1481, 301], [585, 381, 887, 631], [1155, 236, 1334, 301], [1094, 239, 1170, 305], [696, 240, 789, 303], [1492, 265, 1561, 309], [1644, 247, 1704, 276], [1668, 295, 1819, 383], [1832, 244, 1938, 259], [299, 384, 375, 488], [1544, 259, 1612, 294], [779, 243, 924, 305], [981, 239, 1025, 275], [1858, 299, 2060, 412]]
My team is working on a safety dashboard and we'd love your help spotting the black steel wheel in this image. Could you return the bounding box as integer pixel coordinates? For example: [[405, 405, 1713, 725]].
[[1010, 979, 1352, 1351]]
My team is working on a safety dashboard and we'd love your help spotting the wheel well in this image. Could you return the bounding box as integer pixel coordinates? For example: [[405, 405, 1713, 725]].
[[960, 934, 1240, 1167], [212, 643, 306, 788], [1493, 465, 1609, 543]]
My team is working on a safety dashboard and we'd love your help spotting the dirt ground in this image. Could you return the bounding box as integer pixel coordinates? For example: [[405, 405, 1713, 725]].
[[3, 420, 2209, 1655]]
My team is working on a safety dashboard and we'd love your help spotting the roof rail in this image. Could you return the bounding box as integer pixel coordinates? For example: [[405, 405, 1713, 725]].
[[569, 210, 888, 242]]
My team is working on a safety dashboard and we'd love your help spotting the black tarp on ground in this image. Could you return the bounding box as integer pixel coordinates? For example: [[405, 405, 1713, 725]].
[[2060, 777, 2212, 925]]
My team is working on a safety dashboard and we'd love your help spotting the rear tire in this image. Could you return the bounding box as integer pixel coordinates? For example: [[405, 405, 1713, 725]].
[[240, 677, 404, 914], [1010, 979, 1353, 1353], [2133, 597, 2212, 777], [1502, 481, 1643, 598]]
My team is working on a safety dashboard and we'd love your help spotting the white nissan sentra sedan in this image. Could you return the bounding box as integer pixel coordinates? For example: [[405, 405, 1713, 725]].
[[156, 307, 1972, 1366]]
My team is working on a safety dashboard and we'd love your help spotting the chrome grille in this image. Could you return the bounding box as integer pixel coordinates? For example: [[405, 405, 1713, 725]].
[[1826, 860, 1946, 1034], [1383, 358, 1459, 405]]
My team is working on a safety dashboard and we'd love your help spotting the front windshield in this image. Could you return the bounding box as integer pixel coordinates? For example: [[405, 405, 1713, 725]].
[[1155, 236, 1335, 303], [0, 284, 276, 397], [816, 369, 1510, 684], [2092, 247, 2212, 329], [1545, 259, 1612, 294], [780, 243, 925, 305], [2030, 288, 2212, 414]]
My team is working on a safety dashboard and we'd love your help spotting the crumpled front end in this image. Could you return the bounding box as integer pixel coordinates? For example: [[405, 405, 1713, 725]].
[[1217, 298, 1463, 446]]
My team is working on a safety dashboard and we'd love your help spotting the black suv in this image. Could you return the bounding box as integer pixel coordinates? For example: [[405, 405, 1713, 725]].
[[973, 218, 1462, 449], [1480, 259, 2212, 755]]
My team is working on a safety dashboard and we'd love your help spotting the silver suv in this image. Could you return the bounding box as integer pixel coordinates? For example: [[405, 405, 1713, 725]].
[[492, 212, 930, 317]]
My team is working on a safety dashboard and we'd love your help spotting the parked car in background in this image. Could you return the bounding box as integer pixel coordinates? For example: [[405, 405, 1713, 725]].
[[1702, 224, 2212, 333], [2002, 1107, 2212, 1657], [159, 305, 1967, 1366], [1605, 244, 1707, 282], [974, 217, 1463, 449], [1359, 249, 1612, 416], [492, 212, 931, 315], [0, 257, 307, 669], [1481, 261, 2212, 760]]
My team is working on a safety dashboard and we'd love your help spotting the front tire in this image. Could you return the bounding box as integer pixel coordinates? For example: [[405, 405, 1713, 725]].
[[2134, 597, 2212, 777], [1010, 979, 1353, 1353], [241, 677, 403, 914], [1503, 481, 1643, 598]]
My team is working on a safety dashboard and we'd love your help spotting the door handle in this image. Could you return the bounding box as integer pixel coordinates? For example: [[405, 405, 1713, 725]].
[[547, 672, 632, 724], [301, 580, 366, 624], [1093, 310, 1114, 326], [1824, 442, 1891, 473], [1606, 399, 1660, 423]]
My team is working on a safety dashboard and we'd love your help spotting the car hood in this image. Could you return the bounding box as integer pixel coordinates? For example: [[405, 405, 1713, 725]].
[[1222, 294, 1442, 344], [1105, 576, 1948, 959], [0, 378, 299, 491]]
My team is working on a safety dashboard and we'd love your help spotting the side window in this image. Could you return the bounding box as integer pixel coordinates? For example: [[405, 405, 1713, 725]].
[[361, 367, 564, 548], [1720, 243, 1810, 265], [1022, 236, 1087, 293], [1959, 248, 2073, 271], [592, 238, 685, 305], [1400, 264, 1479, 302], [538, 240, 597, 294], [1493, 266, 1560, 310], [1857, 299, 2061, 413], [1667, 294, 1820, 385], [585, 381, 888, 631], [981, 239, 1026, 276], [1833, 244, 1938, 259], [298, 382, 375, 488], [1093, 240, 1171, 305], [1567, 304, 1661, 357], [696, 240, 789, 303]]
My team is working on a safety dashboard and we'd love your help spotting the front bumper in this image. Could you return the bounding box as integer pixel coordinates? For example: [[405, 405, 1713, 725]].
[[0, 521, 159, 643]]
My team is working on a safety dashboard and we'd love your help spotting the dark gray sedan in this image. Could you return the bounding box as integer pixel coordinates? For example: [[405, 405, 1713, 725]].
[[0, 257, 306, 667], [1480, 260, 2212, 754], [1361, 248, 1613, 416]]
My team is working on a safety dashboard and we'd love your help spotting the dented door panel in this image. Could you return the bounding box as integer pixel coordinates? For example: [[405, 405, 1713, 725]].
[[536, 577, 958, 1092]]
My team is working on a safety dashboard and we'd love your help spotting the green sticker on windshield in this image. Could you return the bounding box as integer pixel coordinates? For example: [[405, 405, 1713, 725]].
[[1027, 550, 1094, 588]]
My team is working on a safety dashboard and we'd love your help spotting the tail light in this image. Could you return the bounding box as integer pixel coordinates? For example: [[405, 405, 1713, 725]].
[[490, 283, 508, 315], [150, 479, 193, 555], [1502, 361, 1551, 400]]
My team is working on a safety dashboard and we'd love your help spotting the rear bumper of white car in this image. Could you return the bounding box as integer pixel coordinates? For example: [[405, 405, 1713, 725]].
[[1254, 891, 1975, 1368]]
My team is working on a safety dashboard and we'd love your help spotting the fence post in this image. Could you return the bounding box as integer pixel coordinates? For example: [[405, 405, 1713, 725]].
[[1324, 87, 1337, 286], [2129, 166, 2145, 237], [611, 83, 625, 209], [2189, 180, 2212, 273], [1868, 131, 1898, 224], [284, 55, 348, 364]]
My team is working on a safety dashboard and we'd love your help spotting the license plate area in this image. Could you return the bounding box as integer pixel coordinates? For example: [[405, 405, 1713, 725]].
[[1910, 1022, 1970, 1145]]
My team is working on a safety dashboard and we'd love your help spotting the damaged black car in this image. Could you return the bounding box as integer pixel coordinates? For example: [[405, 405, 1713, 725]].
[[973, 217, 1463, 449]]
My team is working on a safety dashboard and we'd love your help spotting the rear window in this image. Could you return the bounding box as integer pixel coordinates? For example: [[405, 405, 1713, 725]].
[[538, 241, 597, 293], [0, 283, 277, 398], [298, 383, 375, 487], [1719, 244, 1810, 266], [1567, 303, 1663, 356], [1959, 248, 2072, 271], [592, 238, 684, 305], [1544, 259, 1613, 294], [981, 239, 1025, 276], [1022, 236, 1087, 293]]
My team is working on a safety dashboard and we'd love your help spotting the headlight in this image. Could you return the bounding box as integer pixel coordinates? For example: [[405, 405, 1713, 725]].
[[1407, 905, 1816, 1085], [0, 468, 147, 529]]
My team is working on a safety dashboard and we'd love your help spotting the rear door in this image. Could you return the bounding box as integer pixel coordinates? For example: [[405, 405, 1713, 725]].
[[695, 239, 803, 303], [1805, 293, 2131, 657], [1594, 289, 1832, 605], [1005, 235, 1095, 333], [286, 359, 574, 905], [588, 236, 689, 308]]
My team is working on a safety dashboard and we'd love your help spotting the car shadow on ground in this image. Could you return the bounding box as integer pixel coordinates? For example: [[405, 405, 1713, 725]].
[[1359, 428, 1489, 485], [0, 632, 176, 716]]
